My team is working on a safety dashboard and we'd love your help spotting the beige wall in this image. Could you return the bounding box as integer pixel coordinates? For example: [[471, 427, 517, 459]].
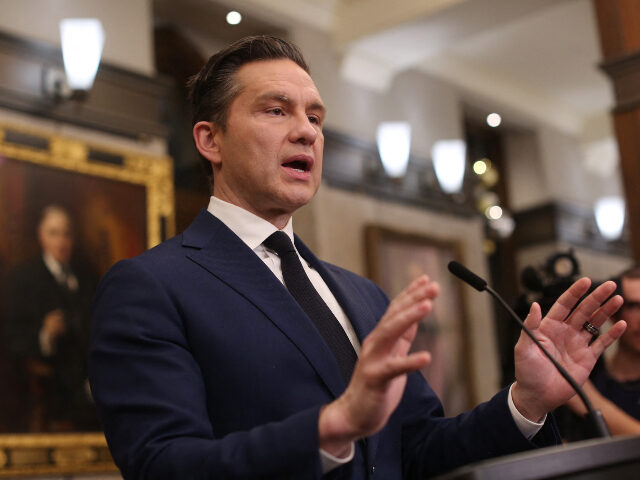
[[292, 26, 463, 160], [538, 126, 616, 208], [504, 129, 550, 211]]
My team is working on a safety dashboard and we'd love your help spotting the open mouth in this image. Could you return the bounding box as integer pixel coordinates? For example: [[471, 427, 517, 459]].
[[282, 155, 313, 174], [283, 159, 310, 172]]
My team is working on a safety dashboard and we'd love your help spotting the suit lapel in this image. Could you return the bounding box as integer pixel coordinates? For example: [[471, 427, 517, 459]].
[[183, 210, 348, 399]]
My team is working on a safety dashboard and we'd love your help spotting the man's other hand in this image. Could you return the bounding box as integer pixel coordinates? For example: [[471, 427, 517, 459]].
[[512, 278, 626, 422]]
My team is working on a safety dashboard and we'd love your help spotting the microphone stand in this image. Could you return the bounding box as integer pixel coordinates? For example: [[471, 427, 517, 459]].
[[448, 260, 610, 438]]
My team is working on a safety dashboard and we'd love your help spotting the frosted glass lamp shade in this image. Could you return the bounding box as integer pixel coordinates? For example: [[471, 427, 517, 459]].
[[376, 122, 411, 178], [60, 18, 105, 91], [594, 196, 625, 240], [432, 139, 466, 193]]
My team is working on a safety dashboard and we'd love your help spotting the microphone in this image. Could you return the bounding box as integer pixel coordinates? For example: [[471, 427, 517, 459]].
[[447, 260, 610, 438]]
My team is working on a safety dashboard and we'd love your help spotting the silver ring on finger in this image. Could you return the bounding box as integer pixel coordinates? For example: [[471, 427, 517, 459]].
[[582, 321, 599, 337]]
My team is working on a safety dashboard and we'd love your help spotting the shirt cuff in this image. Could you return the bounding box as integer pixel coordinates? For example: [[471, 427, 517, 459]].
[[39, 327, 53, 357], [508, 383, 546, 440], [319, 443, 355, 473]]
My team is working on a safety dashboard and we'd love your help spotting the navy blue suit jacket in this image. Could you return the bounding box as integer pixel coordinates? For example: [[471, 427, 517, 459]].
[[89, 210, 559, 479]]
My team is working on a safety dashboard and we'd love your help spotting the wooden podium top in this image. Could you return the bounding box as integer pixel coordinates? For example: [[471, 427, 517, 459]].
[[434, 435, 640, 480]]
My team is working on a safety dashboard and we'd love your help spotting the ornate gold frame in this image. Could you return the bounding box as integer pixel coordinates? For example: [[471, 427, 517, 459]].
[[0, 123, 174, 249], [0, 121, 175, 476]]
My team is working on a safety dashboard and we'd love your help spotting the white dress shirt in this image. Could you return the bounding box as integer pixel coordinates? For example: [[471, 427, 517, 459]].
[[39, 253, 78, 356]]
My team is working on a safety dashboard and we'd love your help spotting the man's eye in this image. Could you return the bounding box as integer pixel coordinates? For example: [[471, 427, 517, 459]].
[[623, 301, 640, 310], [308, 116, 320, 125], [269, 108, 284, 115]]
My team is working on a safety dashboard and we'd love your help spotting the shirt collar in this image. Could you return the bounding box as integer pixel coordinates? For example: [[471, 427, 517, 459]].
[[42, 252, 64, 277], [207, 196, 295, 250]]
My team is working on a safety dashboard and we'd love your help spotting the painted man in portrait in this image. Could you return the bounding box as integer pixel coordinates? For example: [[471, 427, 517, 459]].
[[3, 205, 99, 432]]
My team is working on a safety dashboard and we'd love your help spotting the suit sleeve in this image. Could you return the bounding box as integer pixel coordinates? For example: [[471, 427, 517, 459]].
[[399, 376, 560, 478], [89, 259, 324, 480]]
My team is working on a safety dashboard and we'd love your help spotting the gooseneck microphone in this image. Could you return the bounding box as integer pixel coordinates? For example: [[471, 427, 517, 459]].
[[447, 260, 610, 438]]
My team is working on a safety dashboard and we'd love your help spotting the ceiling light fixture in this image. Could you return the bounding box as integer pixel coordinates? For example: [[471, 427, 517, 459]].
[[473, 159, 488, 175], [486, 113, 502, 128], [226, 11, 242, 25], [486, 205, 503, 220], [489, 214, 515, 238]]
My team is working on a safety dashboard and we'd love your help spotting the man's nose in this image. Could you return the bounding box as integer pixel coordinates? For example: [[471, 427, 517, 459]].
[[289, 113, 318, 145]]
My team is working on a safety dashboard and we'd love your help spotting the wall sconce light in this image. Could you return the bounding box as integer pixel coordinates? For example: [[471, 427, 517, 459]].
[[488, 212, 516, 238], [376, 122, 411, 178], [594, 195, 625, 240], [43, 18, 105, 101], [432, 139, 466, 193]]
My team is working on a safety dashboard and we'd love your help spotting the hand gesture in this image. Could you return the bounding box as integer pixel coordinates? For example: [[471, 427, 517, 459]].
[[512, 278, 626, 421], [39, 309, 67, 356], [319, 275, 439, 455]]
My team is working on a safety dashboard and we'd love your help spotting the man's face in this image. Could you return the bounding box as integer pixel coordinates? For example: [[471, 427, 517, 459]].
[[38, 210, 73, 264], [619, 277, 640, 353], [210, 59, 325, 226]]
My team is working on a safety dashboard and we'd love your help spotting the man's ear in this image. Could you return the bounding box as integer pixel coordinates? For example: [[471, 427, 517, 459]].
[[193, 121, 222, 167]]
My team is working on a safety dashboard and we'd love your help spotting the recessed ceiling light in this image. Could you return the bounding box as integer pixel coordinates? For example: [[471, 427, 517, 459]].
[[486, 113, 502, 128], [486, 205, 503, 220], [226, 11, 242, 25], [473, 159, 488, 175]]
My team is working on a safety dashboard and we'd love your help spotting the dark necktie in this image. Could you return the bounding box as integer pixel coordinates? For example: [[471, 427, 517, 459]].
[[263, 231, 357, 381]]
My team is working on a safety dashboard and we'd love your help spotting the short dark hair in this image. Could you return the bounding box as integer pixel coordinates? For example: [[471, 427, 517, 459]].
[[611, 265, 640, 316], [619, 266, 640, 281], [187, 35, 310, 181], [38, 204, 72, 230]]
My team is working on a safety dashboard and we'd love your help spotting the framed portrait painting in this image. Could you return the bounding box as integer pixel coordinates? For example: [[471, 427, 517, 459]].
[[365, 225, 474, 416], [0, 122, 174, 476]]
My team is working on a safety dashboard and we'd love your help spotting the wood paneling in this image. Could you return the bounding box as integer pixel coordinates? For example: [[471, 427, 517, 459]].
[[594, 0, 640, 59], [613, 109, 640, 259], [593, 0, 640, 260]]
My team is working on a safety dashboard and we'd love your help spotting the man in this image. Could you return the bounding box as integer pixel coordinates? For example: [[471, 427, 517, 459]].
[[89, 36, 626, 479], [595, 267, 640, 419], [5, 205, 97, 431], [561, 267, 640, 437], [578, 267, 640, 422]]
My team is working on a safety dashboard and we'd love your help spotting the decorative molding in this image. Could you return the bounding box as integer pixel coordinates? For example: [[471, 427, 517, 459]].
[[0, 433, 116, 477], [512, 202, 630, 256], [0, 30, 173, 139], [599, 50, 640, 113]]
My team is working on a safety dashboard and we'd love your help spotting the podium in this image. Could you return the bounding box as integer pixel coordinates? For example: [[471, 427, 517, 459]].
[[434, 435, 640, 479]]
